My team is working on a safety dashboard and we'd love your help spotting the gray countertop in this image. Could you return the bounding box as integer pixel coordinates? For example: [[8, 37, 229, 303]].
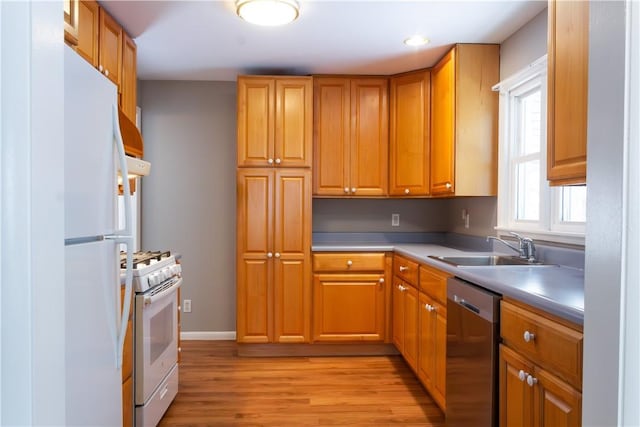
[[312, 242, 584, 325]]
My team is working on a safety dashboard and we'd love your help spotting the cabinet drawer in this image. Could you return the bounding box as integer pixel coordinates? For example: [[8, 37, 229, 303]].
[[393, 255, 419, 286], [419, 264, 450, 306], [501, 300, 583, 390], [313, 252, 386, 272]]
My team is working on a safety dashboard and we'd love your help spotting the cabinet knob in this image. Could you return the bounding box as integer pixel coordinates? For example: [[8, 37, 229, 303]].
[[518, 370, 527, 382], [105, 69, 109, 77], [274, 252, 281, 258], [526, 375, 538, 387], [397, 284, 405, 291], [399, 266, 408, 272], [445, 182, 452, 189], [98, 64, 104, 72], [267, 158, 274, 164], [344, 187, 350, 193], [346, 260, 353, 267], [379, 277, 385, 284], [351, 187, 356, 193], [425, 303, 435, 312], [267, 252, 273, 258], [275, 158, 281, 164], [523, 330, 535, 342], [404, 188, 410, 194]]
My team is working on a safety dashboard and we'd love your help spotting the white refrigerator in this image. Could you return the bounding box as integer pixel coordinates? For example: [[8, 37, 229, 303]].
[[63, 45, 134, 425]]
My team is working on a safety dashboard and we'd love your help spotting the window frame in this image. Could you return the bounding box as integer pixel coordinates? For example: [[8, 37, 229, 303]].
[[494, 55, 586, 246]]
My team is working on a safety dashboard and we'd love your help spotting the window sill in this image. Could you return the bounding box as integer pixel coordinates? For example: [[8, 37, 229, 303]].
[[494, 226, 585, 248]]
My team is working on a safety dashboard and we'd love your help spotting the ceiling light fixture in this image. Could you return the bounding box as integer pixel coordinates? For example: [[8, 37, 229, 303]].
[[404, 35, 430, 47], [236, 0, 300, 26]]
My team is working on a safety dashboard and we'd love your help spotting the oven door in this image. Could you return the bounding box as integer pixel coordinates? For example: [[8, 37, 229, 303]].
[[135, 277, 181, 405]]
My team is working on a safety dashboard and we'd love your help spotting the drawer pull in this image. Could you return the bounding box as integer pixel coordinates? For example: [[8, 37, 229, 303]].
[[523, 330, 536, 343], [518, 370, 527, 382], [399, 266, 409, 272], [526, 375, 538, 387], [379, 277, 384, 284], [346, 260, 353, 267]]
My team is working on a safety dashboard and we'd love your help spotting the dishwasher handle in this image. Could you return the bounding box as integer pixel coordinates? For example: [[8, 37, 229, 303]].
[[453, 295, 481, 314]]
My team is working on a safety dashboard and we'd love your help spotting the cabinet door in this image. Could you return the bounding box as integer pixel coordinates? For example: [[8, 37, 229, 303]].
[[75, 0, 99, 67], [534, 368, 582, 427], [430, 48, 456, 195], [499, 345, 535, 427], [389, 70, 430, 196], [122, 376, 133, 427], [313, 273, 386, 342], [98, 8, 122, 86], [433, 303, 447, 409], [120, 33, 137, 124], [273, 169, 311, 343], [237, 77, 276, 166], [392, 279, 405, 351], [547, 0, 589, 185], [275, 78, 312, 168], [418, 293, 436, 391], [350, 78, 389, 196], [313, 77, 350, 195], [64, 0, 79, 46], [237, 169, 274, 343], [403, 284, 419, 373]]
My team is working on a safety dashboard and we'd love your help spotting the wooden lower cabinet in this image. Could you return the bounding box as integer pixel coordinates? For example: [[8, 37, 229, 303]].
[[236, 168, 311, 343], [499, 299, 583, 427], [122, 375, 133, 427], [312, 273, 386, 341], [417, 292, 447, 411], [392, 279, 419, 372], [120, 287, 133, 427], [499, 345, 582, 427]]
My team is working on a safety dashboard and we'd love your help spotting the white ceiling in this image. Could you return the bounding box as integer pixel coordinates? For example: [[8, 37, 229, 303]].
[[101, 0, 547, 81]]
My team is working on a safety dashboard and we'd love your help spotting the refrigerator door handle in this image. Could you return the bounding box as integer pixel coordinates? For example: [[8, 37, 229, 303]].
[[108, 103, 134, 369]]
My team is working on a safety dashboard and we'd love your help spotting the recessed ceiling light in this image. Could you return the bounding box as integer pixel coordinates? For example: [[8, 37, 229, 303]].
[[404, 35, 430, 47], [236, 0, 300, 26]]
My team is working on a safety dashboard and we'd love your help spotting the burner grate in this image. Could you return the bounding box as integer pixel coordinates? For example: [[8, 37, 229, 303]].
[[120, 250, 171, 269]]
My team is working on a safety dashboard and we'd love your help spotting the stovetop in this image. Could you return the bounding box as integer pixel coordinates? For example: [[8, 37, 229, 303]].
[[120, 250, 172, 270]]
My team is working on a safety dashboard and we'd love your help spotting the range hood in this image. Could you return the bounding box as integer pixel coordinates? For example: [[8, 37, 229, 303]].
[[118, 108, 150, 178]]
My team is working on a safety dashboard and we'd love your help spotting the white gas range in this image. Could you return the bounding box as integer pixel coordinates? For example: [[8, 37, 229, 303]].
[[121, 251, 181, 426]]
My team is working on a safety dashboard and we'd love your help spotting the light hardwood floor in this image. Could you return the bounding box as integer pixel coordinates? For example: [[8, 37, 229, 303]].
[[159, 340, 445, 426]]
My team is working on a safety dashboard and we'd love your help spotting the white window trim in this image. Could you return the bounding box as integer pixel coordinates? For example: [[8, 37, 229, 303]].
[[494, 55, 586, 247]]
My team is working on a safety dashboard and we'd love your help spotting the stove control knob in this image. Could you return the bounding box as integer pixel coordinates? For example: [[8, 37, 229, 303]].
[[148, 274, 157, 287], [172, 264, 182, 276]]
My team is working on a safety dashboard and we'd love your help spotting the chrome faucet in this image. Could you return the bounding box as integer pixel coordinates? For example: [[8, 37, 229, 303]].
[[487, 232, 537, 262]]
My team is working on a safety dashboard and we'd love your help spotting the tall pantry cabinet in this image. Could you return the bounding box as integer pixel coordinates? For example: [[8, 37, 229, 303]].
[[236, 76, 313, 343]]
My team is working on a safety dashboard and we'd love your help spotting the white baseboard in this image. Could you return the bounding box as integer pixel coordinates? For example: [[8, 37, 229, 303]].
[[180, 331, 236, 341]]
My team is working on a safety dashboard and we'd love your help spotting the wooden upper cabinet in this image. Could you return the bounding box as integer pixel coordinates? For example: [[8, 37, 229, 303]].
[[547, 0, 589, 185], [313, 78, 351, 195], [237, 76, 312, 168], [120, 33, 137, 124], [64, 0, 79, 46], [98, 8, 123, 87], [389, 70, 431, 196], [430, 44, 499, 197], [313, 76, 388, 197], [75, 0, 99, 67]]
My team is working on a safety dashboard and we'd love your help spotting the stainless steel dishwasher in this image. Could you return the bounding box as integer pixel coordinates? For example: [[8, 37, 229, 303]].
[[446, 277, 500, 427]]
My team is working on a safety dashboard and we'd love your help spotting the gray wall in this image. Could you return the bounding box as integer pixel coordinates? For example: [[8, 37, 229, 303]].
[[500, 8, 547, 78], [313, 198, 449, 233], [583, 2, 626, 425], [139, 80, 237, 333]]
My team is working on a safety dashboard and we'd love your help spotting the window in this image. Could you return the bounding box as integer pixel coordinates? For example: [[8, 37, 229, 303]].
[[494, 56, 586, 244]]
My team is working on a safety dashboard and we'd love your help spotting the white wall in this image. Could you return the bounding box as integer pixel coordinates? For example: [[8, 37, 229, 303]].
[[500, 8, 547, 78], [1, 1, 65, 424], [140, 81, 237, 333], [583, 1, 626, 425]]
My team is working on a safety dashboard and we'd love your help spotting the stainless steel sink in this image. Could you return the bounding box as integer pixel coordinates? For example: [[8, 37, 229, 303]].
[[428, 255, 549, 267]]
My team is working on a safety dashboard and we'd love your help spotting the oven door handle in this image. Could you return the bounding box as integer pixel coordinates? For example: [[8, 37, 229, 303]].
[[144, 277, 182, 307]]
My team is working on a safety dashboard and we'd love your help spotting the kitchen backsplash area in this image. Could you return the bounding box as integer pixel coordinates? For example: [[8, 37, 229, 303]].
[[312, 196, 497, 237]]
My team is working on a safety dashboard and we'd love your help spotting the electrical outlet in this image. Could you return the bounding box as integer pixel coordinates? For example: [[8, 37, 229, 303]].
[[183, 299, 192, 313], [391, 213, 400, 227]]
